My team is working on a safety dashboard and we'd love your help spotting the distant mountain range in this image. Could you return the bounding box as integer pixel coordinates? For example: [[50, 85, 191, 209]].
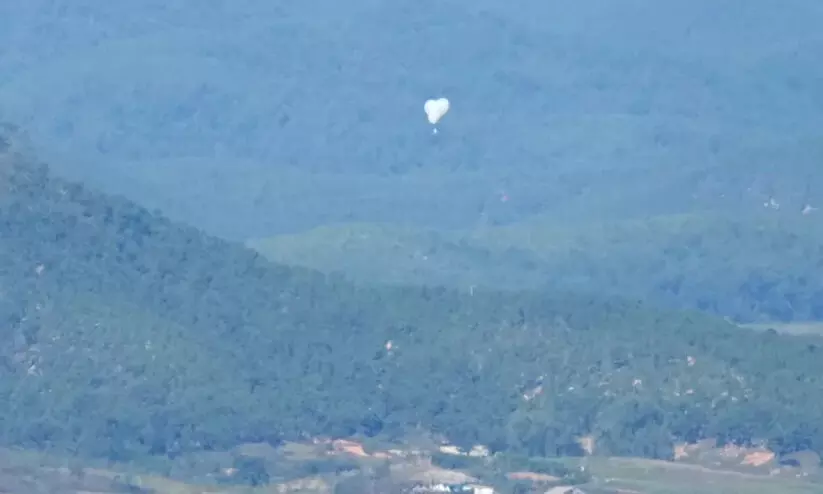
[[1, 1, 822, 238]]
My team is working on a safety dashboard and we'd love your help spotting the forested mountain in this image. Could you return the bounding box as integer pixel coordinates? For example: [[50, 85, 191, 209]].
[[1, 1, 822, 238], [250, 211, 823, 323], [2, 125, 823, 480]]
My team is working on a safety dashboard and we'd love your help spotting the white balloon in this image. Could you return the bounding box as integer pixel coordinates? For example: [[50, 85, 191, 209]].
[[424, 98, 450, 125]]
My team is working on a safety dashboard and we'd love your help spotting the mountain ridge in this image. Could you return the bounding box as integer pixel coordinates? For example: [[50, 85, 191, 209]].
[[2, 125, 823, 481]]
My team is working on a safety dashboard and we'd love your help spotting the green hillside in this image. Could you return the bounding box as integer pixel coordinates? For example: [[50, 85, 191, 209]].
[[250, 212, 823, 322], [3, 126, 823, 484]]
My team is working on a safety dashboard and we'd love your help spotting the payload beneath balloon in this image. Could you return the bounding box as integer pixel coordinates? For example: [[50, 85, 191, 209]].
[[424, 98, 450, 134]]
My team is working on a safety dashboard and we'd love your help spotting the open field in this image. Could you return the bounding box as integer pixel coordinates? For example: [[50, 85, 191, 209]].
[[563, 456, 821, 494], [738, 321, 823, 336], [0, 438, 821, 494]]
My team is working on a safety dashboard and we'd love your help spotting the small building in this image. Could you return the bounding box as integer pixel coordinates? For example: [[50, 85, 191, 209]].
[[412, 483, 493, 494], [469, 485, 494, 494], [544, 486, 586, 494]]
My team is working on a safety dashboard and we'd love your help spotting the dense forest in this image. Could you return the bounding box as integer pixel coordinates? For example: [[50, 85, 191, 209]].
[[2, 1, 822, 239], [250, 211, 823, 323], [2, 125, 823, 485]]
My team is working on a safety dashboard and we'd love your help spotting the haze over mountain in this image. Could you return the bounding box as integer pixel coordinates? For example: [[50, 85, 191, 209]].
[[1, 0, 822, 238]]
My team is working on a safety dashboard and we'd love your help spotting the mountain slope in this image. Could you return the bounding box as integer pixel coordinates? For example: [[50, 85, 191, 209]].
[[1, 1, 822, 237], [2, 125, 823, 476], [250, 211, 823, 322]]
